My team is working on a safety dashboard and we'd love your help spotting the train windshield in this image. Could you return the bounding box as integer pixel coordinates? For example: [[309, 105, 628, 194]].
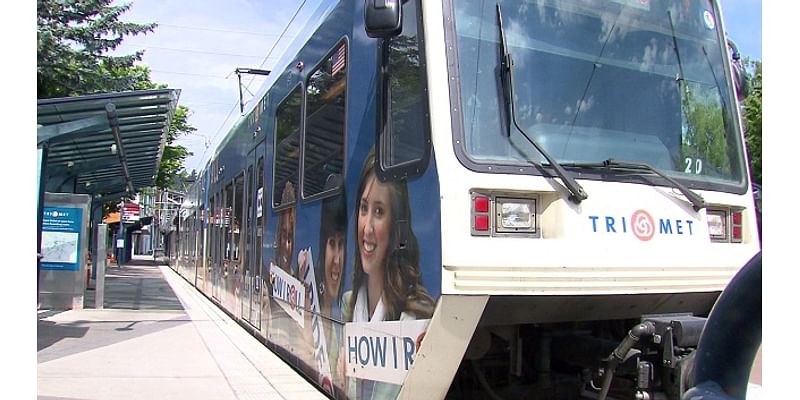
[[450, 0, 746, 189]]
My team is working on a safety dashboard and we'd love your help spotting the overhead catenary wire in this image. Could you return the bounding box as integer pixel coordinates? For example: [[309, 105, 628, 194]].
[[123, 44, 276, 59], [149, 70, 231, 79], [155, 23, 295, 38]]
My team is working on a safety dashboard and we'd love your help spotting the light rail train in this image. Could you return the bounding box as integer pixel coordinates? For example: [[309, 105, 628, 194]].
[[168, 0, 760, 399]]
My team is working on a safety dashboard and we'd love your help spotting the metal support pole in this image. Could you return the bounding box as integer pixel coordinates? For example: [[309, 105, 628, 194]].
[[237, 70, 244, 113], [117, 201, 125, 267], [89, 201, 103, 284], [95, 224, 107, 309]]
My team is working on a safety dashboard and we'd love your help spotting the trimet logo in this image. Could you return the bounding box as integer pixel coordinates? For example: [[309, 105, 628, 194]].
[[630, 210, 655, 241], [589, 209, 694, 241]]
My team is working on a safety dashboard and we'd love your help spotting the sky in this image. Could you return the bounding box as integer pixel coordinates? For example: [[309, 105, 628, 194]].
[[113, 0, 763, 174], [720, 0, 762, 60]]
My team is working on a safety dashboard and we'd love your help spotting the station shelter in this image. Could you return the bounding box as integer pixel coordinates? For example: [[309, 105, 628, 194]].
[[37, 89, 180, 309]]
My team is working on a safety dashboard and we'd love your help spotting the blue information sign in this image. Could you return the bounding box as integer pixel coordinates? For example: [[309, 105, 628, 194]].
[[41, 207, 83, 271]]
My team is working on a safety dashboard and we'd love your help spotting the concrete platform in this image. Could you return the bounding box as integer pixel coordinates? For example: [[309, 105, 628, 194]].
[[37, 255, 326, 400]]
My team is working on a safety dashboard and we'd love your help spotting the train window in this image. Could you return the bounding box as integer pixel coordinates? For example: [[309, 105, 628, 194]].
[[377, 0, 431, 180], [233, 173, 244, 261], [273, 85, 302, 208], [302, 40, 347, 199]]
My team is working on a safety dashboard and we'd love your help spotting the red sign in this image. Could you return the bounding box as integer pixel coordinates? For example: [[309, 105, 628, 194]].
[[122, 202, 141, 222]]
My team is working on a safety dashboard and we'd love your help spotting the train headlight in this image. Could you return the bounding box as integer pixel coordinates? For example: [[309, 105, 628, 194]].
[[706, 210, 727, 241], [496, 198, 536, 234]]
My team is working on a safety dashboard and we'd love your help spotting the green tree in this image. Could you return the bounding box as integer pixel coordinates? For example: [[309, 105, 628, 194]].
[[743, 59, 762, 184], [157, 105, 195, 189], [37, 0, 157, 98]]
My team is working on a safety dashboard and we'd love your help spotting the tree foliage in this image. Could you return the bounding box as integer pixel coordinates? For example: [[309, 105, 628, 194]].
[[743, 59, 762, 184], [156, 105, 195, 189], [37, 0, 157, 98]]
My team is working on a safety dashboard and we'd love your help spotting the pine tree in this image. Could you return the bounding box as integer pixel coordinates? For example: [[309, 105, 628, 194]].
[[37, 0, 156, 98]]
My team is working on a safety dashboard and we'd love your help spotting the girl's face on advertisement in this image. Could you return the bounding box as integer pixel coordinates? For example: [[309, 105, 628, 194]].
[[358, 173, 392, 278], [324, 232, 345, 299]]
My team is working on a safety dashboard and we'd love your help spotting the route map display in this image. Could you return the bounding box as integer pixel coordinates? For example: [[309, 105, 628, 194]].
[[41, 207, 83, 271]]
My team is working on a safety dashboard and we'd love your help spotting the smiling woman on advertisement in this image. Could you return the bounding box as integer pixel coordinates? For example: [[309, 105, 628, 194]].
[[343, 148, 434, 399]]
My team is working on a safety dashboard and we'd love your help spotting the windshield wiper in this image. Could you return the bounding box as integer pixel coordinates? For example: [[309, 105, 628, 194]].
[[667, 10, 686, 85], [496, 3, 588, 204], [561, 159, 706, 211]]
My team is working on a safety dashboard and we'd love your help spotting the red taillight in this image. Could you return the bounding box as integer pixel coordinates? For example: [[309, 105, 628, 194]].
[[732, 211, 742, 225], [731, 210, 743, 242], [732, 225, 742, 241], [474, 196, 489, 213], [474, 215, 489, 231], [471, 193, 491, 235]]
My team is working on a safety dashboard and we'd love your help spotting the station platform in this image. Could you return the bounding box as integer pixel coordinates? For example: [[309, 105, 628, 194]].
[[37, 255, 327, 400]]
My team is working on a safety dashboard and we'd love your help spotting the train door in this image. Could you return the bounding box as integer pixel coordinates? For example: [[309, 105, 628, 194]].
[[227, 173, 245, 313], [192, 200, 205, 288], [242, 141, 266, 328], [211, 191, 222, 302], [220, 181, 235, 309], [201, 169, 214, 297], [197, 209, 203, 287], [195, 182, 206, 290], [188, 210, 197, 284], [255, 154, 267, 335]]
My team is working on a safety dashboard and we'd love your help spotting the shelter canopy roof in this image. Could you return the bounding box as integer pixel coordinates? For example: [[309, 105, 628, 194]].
[[37, 89, 180, 201]]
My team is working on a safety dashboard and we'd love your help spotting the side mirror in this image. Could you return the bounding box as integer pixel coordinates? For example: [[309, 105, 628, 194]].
[[727, 38, 750, 101], [365, 0, 402, 39]]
